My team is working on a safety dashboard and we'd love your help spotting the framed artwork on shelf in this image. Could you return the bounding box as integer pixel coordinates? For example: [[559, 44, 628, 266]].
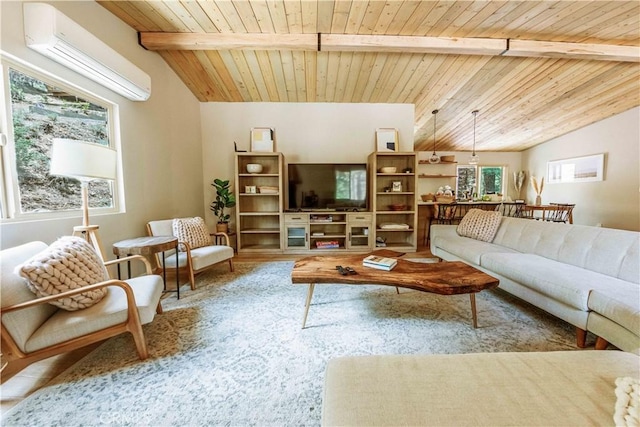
[[376, 128, 398, 152], [547, 153, 605, 184], [251, 127, 275, 152]]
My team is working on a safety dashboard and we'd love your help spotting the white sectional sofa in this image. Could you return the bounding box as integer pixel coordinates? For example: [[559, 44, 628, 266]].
[[430, 217, 640, 351]]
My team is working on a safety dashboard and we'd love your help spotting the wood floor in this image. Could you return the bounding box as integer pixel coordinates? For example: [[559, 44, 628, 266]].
[[1, 245, 433, 418]]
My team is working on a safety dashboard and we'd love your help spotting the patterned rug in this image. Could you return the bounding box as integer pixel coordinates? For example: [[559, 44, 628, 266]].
[[3, 261, 578, 426]]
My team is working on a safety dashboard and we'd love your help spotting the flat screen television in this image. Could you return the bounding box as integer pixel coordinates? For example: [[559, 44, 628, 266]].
[[287, 163, 368, 211]]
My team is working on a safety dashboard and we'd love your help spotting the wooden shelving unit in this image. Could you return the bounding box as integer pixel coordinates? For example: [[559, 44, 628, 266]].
[[283, 212, 373, 253], [369, 152, 417, 252], [235, 152, 284, 253]]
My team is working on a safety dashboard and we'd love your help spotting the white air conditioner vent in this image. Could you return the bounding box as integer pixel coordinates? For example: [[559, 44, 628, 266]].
[[23, 3, 151, 101]]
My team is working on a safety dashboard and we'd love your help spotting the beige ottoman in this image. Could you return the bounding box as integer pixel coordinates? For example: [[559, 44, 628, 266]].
[[322, 350, 640, 426]]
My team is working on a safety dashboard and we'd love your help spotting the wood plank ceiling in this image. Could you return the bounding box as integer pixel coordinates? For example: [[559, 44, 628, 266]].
[[98, 1, 640, 152]]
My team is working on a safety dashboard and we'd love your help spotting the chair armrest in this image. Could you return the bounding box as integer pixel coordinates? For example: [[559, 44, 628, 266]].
[[1, 279, 138, 314], [104, 255, 153, 275], [210, 232, 230, 246]]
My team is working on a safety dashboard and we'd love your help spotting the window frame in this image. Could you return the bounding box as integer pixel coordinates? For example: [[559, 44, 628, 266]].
[[0, 54, 123, 222], [456, 164, 507, 199]]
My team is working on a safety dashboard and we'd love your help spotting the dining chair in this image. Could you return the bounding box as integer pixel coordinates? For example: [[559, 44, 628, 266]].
[[547, 203, 575, 223]]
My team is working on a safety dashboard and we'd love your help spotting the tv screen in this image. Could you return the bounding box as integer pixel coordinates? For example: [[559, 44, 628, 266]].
[[287, 163, 368, 211]]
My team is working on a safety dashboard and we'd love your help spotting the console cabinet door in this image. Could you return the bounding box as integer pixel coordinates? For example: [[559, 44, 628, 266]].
[[347, 213, 372, 250]]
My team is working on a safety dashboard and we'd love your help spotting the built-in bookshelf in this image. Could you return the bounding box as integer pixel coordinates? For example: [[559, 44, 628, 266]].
[[369, 152, 417, 252]]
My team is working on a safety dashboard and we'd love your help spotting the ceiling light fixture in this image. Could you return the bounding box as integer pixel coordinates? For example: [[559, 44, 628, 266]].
[[469, 110, 480, 165], [428, 109, 440, 164]]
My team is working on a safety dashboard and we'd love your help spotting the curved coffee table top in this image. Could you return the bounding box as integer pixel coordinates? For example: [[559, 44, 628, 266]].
[[291, 252, 499, 295]]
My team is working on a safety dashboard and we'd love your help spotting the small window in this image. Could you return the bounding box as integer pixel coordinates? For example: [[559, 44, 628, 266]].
[[1, 64, 120, 220], [456, 165, 506, 199]]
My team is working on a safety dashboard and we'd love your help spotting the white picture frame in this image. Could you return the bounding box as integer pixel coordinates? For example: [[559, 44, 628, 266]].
[[376, 128, 398, 152], [391, 181, 402, 192], [251, 127, 275, 152], [547, 153, 605, 184]]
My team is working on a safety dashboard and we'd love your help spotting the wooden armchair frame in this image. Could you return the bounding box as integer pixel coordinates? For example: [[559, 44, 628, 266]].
[[1, 255, 162, 381], [146, 222, 234, 290]]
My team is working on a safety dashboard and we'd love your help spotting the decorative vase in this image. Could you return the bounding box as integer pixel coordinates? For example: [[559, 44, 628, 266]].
[[216, 222, 229, 233], [535, 195, 541, 206]]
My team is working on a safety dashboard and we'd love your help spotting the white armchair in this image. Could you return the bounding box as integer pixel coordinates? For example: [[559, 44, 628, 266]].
[[146, 219, 234, 290], [0, 241, 164, 381]]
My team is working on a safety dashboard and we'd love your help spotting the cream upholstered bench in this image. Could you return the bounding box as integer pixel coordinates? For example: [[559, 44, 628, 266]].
[[322, 351, 640, 426]]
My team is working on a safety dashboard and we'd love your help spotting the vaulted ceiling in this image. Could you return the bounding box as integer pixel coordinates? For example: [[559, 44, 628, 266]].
[[98, 1, 640, 152]]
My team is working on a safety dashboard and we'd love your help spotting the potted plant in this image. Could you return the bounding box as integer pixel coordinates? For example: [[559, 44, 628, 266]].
[[210, 178, 236, 233]]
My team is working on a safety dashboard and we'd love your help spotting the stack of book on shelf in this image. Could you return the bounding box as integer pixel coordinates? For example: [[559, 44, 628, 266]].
[[362, 255, 398, 271], [316, 240, 339, 249], [310, 214, 333, 223]]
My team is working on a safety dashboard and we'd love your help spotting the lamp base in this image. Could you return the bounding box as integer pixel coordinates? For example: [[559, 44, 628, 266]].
[[73, 225, 106, 262]]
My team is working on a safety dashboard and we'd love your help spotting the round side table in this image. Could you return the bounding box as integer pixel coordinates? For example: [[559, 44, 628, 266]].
[[113, 236, 181, 299]]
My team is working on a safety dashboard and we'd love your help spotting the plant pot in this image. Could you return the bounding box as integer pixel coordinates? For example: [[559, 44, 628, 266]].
[[535, 195, 542, 206], [216, 223, 229, 233]]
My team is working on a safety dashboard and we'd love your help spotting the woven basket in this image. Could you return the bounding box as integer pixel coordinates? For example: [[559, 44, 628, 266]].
[[435, 195, 455, 203]]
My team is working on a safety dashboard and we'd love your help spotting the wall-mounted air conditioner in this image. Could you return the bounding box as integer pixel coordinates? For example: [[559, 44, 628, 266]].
[[23, 3, 151, 101]]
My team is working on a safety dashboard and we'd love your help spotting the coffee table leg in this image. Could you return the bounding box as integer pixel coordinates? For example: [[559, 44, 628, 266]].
[[302, 283, 315, 329], [470, 293, 478, 328]]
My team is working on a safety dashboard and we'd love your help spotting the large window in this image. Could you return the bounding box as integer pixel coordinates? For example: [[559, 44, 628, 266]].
[[456, 165, 506, 200], [1, 63, 120, 220]]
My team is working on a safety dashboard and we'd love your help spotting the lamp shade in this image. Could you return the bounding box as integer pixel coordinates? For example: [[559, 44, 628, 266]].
[[50, 138, 117, 181]]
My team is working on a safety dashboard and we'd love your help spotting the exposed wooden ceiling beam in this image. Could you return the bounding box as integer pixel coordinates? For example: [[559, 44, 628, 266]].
[[503, 39, 640, 63], [140, 32, 318, 51], [320, 34, 507, 56], [139, 32, 639, 63]]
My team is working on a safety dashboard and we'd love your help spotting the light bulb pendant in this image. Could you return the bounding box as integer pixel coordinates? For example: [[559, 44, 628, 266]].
[[469, 110, 479, 165], [429, 109, 440, 164]]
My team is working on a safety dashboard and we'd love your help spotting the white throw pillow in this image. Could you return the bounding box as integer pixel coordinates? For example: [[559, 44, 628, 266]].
[[16, 236, 109, 311], [614, 376, 639, 427], [172, 217, 212, 252], [456, 208, 502, 242]]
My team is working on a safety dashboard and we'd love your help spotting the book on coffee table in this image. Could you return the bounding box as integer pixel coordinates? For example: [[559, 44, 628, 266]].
[[362, 255, 398, 271]]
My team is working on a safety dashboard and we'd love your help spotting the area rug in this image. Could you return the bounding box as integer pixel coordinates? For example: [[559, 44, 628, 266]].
[[3, 261, 578, 426]]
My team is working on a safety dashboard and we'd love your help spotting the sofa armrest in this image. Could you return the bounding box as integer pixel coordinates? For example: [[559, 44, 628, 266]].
[[429, 224, 459, 254]]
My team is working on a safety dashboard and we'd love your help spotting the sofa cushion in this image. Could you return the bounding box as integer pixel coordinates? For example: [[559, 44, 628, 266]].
[[17, 236, 108, 311], [163, 245, 234, 271], [432, 233, 518, 265], [456, 208, 502, 242], [322, 351, 640, 427], [172, 217, 212, 252], [492, 217, 639, 283], [25, 274, 163, 353], [588, 288, 640, 335], [480, 252, 631, 311]]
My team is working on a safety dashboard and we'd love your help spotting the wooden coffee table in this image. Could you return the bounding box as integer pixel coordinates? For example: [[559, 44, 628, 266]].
[[291, 251, 499, 329]]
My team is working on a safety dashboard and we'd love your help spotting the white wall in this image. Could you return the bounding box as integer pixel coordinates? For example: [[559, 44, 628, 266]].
[[0, 1, 204, 251], [200, 102, 414, 227], [522, 107, 640, 231]]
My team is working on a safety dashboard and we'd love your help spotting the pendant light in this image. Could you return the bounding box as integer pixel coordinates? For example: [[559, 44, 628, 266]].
[[428, 109, 440, 164], [469, 110, 480, 165]]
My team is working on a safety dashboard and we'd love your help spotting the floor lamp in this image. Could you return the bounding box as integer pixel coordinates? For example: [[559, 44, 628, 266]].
[[49, 138, 117, 262]]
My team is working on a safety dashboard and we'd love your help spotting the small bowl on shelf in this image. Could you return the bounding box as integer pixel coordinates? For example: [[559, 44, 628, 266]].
[[388, 204, 408, 211], [246, 163, 263, 174], [380, 167, 397, 173]]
